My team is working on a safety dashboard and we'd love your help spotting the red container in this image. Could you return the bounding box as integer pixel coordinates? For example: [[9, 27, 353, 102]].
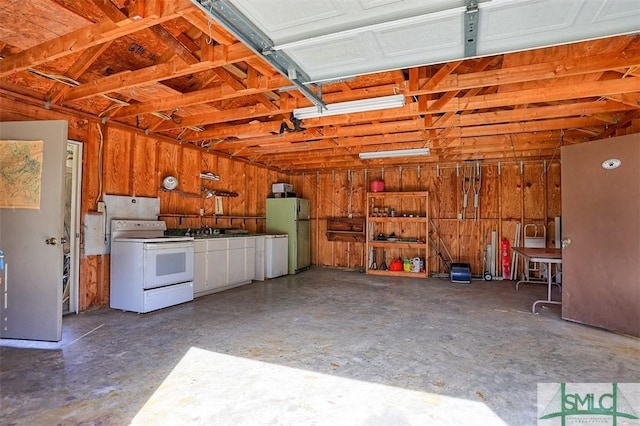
[[389, 258, 403, 271], [501, 238, 511, 279], [370, 180, 385, 192]]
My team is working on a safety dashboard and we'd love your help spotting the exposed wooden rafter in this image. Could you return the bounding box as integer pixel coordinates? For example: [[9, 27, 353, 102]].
[[0, 0, 638, 172]]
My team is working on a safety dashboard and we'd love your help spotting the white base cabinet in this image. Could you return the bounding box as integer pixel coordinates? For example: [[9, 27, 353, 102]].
[[206, 239, 229, 291], [194, 236, 256, 298], [194, 241, 207, 294]]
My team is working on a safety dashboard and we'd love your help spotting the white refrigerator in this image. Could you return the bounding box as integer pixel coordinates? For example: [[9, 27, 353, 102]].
[[264, 235, 289, 278], [266, 198, 311, 274]]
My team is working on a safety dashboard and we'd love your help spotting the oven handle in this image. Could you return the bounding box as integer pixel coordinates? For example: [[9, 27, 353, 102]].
[[143, 242, 194, 251]]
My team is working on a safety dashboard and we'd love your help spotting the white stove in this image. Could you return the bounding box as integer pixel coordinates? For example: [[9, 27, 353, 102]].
[[110, 220, 195, 313]]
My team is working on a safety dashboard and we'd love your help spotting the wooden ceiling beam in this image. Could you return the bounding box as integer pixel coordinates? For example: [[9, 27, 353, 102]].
[[160, 84, 400, 131], [600, 109, 640, 138], [457, 117, 603, 138], [110, 72, 290, 118], [90, 0, 130, 24], [245, 134, 426, 155], [158, 103, 274, 130], [46, 41, 113, 104], [61, 42, 255, 102], [258, 139, 573, 170], [248, 135, 426, 156], [420, 61, 463, 91], [290, 78, 637, 133], [148, 24, 199, 65], [0, 0, 196, 78], [181, 9, 276, 77], [206, 114, 603, 153], [181, 9, 236, 46], [603, 93, 640, 108], [253, 131, 564, 161], [427, 77, 640, 114], [0, 19, 117, 77], [212, 67, 278, 111], [411, 49, 640, 96], [223, 126, 567, 158], [439, 147, 558, 163], [427, 58, 494, 115]]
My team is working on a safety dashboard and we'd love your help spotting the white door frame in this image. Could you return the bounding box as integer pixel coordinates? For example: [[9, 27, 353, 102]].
[[67, 140, 82, 314]]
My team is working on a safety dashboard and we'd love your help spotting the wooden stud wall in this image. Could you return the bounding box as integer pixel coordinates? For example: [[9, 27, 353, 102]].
[[313, 162, 563, 278], [3, 95, 638, 312]]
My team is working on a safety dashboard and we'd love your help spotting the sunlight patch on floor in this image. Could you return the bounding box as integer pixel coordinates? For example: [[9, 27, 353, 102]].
[[131, 347, 507, 425]]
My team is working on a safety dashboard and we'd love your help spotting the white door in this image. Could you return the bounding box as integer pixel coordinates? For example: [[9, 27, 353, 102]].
[[0, 120, 67, 341]]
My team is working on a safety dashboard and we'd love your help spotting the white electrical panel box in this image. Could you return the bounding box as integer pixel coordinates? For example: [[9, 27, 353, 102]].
[[83, 213, 107, 256]]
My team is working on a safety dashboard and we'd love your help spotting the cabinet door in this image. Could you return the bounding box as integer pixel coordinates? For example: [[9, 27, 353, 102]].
[[207, 250, 228, 289], [194, 252, 207, 295], [245, 246, 256, 281], [227, 248, 245, 284]]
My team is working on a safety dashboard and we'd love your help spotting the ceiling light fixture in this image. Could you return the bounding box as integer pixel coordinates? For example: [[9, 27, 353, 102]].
[[293, 94, 405, 120], [359, 148, 430, 160]]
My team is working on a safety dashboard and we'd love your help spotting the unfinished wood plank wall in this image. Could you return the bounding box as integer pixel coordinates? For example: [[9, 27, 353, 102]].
[[311, 162, 561, 277], [3, 97, 639, 311]]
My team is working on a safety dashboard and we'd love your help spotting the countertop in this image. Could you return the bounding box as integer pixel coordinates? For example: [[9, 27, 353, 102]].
[[165, 229, 270, 239], [191, 233, 265, 239]]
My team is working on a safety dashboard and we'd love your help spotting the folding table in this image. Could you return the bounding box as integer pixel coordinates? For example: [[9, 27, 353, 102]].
[[512, 247, 562, 314]]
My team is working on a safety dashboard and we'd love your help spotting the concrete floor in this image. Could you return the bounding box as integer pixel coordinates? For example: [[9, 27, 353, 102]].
[[1, 267, 639, 425]]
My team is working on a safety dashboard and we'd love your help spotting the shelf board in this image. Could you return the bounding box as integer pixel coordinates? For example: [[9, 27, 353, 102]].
[[367, 191, 429, 198], [367, 241, 426, 249], [158, 188, 200, 198], [366, 269, 429, 278], [367, 216, 427, 223], [326, 231, 365, 242], [158, 214, 265, 220]]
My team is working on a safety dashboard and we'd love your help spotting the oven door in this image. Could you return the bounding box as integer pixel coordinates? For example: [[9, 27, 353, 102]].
[[143, 241, 194, 289]]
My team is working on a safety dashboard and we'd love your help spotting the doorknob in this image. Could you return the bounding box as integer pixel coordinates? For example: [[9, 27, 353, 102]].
[[561, 237, 571, 249], [45, 237, 58, 245]]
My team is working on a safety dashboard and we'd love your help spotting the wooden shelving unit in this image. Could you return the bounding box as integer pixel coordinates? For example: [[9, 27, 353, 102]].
[[365, 191, 429, 278]]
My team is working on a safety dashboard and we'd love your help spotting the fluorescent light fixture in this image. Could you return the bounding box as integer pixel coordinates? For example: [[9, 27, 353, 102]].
[[293, 94, 405, 120], [359, 148, 430, 160]]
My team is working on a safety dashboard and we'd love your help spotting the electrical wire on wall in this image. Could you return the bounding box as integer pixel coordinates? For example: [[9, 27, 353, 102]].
[[96, 123, 104, 207], [95, 122, 109, 245], [541, 129, 564, 180]]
